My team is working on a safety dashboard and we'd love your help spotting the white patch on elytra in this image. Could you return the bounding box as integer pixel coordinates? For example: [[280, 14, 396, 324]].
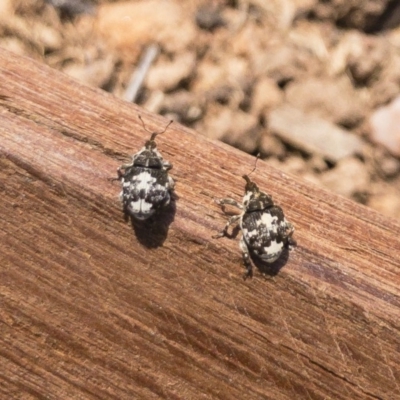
[[258, 213, 278, 229], [128, 199, 153, 213], [132, 171, 156, 190], [254, 240, 284, 263], [243, 228, 258, 238]]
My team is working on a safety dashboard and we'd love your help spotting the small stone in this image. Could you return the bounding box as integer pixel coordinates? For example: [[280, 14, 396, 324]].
[[254, 46, 302, 85], [63, 56, 115, 88], [0, 37, 28, 56], [368, 185, 400, 220], [268, 105, 364, 162], [36, 23, 62, 51], [95, 0, 196, 62], [309, 155, 328, 173], [159, 90, 204, 123], [370, 96, 400, 157], [202, 106, 259, 153], [259, 133, 286, 158], [379, 157, 400, 178], [373, 147, 400, 178], [347, 36, 386, 85], [195, 4, 224, 31], [281, 155, 308, 175], [194, 56, 249, 95], [146, 52, 196, 92], [312, 0, 390, 31], [47, 0, 95, 18], [251, 77, 283, 117], [267, 157, 320, 184], [285, 76, 365, 127], [0, 0, 11, 15], [320, 157, 369, 197]]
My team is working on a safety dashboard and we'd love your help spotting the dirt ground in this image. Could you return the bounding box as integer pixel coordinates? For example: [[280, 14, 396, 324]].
[[1, 0, 400, 220]]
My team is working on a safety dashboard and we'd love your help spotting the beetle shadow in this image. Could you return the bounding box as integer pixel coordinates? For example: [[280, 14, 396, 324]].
[[124, 194, 177, 248]]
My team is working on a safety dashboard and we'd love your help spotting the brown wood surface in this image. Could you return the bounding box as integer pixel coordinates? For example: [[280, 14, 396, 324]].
[[1, 48, 400, 400]]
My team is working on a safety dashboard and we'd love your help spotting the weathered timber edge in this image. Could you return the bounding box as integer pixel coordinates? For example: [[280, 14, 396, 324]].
[[0, 48, 399, 399]]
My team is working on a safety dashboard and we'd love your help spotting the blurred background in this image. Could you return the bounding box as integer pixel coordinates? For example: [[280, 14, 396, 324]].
[[2, 0, 400, 219]]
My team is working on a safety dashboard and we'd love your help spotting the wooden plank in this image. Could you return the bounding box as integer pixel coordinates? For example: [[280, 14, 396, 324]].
[[0, 47, 399, 399]]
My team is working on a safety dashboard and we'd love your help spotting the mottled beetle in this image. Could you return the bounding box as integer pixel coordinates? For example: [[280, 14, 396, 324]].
[[213, 156, 295, 278], [117, 116, 174, 220]]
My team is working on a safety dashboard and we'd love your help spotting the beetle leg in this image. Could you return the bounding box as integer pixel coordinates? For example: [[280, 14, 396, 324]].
[[213, 214, 241, 239], [215, 198, 243, 210], [240, 236, 252, 279]]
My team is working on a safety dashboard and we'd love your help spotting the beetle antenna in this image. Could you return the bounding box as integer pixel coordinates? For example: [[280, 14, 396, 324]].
[[247, 153, 260, 178], [139, 115, 173, 141]]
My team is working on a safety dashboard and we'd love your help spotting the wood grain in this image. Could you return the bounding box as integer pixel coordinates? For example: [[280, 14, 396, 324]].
[[0, 48, 399, 399]]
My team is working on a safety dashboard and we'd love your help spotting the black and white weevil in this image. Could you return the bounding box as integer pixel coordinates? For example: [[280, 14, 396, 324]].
[[117, 116, 174, 220], [213, 156, 295, 278]]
